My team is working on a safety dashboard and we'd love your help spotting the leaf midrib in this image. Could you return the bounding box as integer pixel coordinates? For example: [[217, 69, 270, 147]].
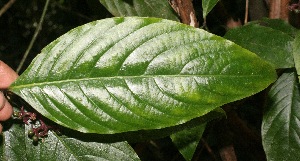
[[11, 74, 264, 90]]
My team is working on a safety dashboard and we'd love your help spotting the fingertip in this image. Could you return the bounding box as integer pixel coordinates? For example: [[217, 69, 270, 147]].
[[0, 60, 19, 88], [0, 100, 13, 121], [0, 124, 2, 134], [0, 92, 5, 109]]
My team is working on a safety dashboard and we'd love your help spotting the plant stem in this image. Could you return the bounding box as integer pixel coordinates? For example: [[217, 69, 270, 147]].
[[16, 0, 50, 73], [269, 0, 289, 21], [169, 0, 199, 27], [244, 0, 249, 24], [219, 145, 237, 161], [0, 0, 16, 17]]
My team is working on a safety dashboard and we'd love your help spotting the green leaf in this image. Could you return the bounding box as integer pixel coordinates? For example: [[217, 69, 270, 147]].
[[170, 108, 224, 161], [171, 123, 206, 161], [99, 0, 179, 21], [250, 18, 297, 37], [10, 17, 276, 134], [202, 0, 219, 18], [293, 31, 300, 79], [262, 72, 300, 161], [0, 122, 140, 161], [0, 123, 26, 161], [224, 22, 294, 69]]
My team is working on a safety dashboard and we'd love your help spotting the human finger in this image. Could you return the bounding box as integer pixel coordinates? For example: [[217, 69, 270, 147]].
[[0, 60, 18, 89], [0, 61, 17, 124], [0, 124, 3, 133], [0, 92, 13, 121]]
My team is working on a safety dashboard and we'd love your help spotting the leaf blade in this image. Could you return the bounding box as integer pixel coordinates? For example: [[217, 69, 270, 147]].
[[224, 22, 294, 69], [0, 122, 140, 161], [249, 18, 297, 37], [262, 72, 300, 161], [99, 0, 179, 21], [170, 108, 224, 161], [171, 124, 206, 161], [293, 31, 300, 79], [202, 0, 219, 18], [10, 17, 276, 134]]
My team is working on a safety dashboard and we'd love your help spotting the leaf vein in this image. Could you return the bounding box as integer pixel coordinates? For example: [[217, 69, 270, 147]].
[[100, 81, 141, 128], [62, 86, 113, 131], [115, 26, 188, 75], [123, 79, 175, 121], [47, 29, 92, 80]]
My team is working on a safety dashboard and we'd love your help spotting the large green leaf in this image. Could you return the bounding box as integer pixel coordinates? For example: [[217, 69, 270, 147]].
[[10, 17, 276, 134], [202, 0, 219, 18], [99, 0, 179, 21], [224, 22, 294, 69], [0, 122, 140, 161], [262, 72, 300, 161], [293, 31, 300, 79]]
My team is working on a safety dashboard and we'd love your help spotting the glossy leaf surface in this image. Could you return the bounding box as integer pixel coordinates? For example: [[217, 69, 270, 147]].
[[262, 72, 300, 161], [99, 0, 179, 21], [225, 22, 294, 69], [293, 31, 300, 79], [10, 17, 276, 134], [0, 122, 140, 161], [202, 0, 219, 18]]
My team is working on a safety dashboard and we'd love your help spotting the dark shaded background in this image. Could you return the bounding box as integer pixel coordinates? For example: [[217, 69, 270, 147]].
[[0, 0, 111, 72]]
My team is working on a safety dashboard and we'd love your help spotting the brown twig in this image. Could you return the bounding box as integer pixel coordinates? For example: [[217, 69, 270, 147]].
[[245, 0, 249, 23], [213, 118, 238, 161], [244, 0, 249, 24], [269, 0, 289, 21], [0, 0, 16, 17], [219, 145, 237, 161], [222, 104, 267, 161], [169, 0, 199, 27], [200, 138, 217, 160]]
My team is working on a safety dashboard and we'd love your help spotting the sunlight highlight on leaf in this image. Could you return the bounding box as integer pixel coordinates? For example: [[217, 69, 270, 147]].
[[10, 17, 276, 134]]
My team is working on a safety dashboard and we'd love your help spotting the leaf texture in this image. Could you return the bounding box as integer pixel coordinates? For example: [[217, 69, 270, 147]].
[[99, 0, 179, 21], [262, 72, 300, 161], [225, 20, 294, 69], [293, 31, 300, 79], [0, 123, 140, 161], [10, 17, 276, 134]]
